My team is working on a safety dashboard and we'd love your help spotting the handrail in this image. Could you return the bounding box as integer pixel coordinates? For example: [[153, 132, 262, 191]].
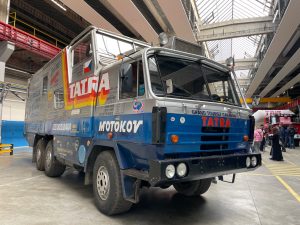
[[9, 12, 67, 47]]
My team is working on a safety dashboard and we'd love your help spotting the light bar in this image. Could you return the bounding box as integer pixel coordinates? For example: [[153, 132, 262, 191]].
[[50, 0, 67, 11]]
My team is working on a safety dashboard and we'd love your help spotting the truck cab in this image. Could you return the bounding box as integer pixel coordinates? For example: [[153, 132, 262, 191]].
[[25, 26, 261, 215]]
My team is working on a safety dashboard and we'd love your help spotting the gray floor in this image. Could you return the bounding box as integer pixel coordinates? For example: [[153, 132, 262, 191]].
[[0, 146, 300, 225]]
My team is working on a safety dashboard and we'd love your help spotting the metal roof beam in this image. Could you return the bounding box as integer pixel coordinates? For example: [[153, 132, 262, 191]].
[[246, 0, 300, 97], [196, 16, 276, 41], [260, 48, 300, 97], [156, 0, 196, 43], [99, 0, 158, 44], [60, 0, 120, 34], [271, 73, 300, 97]]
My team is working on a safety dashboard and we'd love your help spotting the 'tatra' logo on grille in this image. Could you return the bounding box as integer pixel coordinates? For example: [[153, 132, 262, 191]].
[[202, 116, 231, 127], [99, 120, 143, 133]]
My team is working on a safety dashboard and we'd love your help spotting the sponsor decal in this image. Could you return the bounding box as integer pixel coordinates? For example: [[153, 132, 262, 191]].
[[52, 123, 72, 131], [133, 99, 144, 113], [99, 120, 143, 133], [83, 59, 92, 73], [180, 117, 185, 124], [61, 50, 110, 110], [78, 145, 86, 164], [202, 116, 231, 127], [192, 110, 237, 118]]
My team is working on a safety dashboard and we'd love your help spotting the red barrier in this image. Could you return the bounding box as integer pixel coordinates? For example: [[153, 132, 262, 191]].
[[0, 21, 60, 59]]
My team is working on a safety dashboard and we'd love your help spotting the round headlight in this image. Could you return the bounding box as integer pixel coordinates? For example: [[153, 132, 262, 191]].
[[176, 163, 187, 177], [251, 156, 257, 167], [165, 164, 175, 179], [246, 157, 251, 168]]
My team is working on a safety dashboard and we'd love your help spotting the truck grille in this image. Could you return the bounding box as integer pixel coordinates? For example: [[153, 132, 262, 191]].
[[201, 126, 230, 151]]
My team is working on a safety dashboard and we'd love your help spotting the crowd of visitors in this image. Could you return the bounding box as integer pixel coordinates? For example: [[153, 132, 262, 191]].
[[253, 123, 297, 161]]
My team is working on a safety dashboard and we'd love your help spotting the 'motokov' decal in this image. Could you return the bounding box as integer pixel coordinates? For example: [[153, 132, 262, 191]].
[[99, 120, 143, 133]]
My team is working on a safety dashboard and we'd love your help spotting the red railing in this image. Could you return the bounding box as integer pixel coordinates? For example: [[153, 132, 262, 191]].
[[0, 21, 61, 59], [274, 97, 300, 110]]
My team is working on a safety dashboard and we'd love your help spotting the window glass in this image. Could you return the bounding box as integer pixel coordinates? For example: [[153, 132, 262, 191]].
[[73, 35, 92, 66], [120, 61, 144, 99], [54, 89, 64, 109], [42, 76, 48, 95], [147, 55, 240, 106]]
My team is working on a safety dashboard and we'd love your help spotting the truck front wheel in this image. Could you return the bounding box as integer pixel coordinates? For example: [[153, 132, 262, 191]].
[[44, 140, 66, 177], [173, 178, 212, 196], [93, 151, 132, 215]]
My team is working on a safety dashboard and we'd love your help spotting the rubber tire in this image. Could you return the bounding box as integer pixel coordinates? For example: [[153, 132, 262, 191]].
[[93, 151, 132, 215], [44, 140, 66, 177], [36, 138, 47, 171], [173, 178, 212, 196]]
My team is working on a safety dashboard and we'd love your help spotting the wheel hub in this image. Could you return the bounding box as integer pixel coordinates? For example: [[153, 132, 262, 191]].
[[45, 149, 52, 169], [96, 166, 110, 200], [36, 148, 41, 161]]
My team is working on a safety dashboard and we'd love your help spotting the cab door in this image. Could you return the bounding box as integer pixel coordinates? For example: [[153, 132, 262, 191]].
[[53, 31, 98, 165]]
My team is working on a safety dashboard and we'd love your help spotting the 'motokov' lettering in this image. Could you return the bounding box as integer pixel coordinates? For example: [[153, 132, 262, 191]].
[[99, 120, 143, 133]]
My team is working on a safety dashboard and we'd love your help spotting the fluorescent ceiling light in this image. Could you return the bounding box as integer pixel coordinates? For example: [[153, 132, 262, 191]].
[[50, 0, 67, 11]]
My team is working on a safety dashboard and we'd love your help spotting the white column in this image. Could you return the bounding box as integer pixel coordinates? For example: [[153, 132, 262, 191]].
[[0, 41, 15, 143]]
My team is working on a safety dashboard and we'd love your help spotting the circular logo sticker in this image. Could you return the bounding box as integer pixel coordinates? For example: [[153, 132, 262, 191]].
[[78, 145, 86, 164], [180, 117, 185, 124], [170, 117, 175, 122]]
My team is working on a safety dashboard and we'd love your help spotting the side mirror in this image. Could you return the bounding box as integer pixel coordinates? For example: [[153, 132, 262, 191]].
[[120, 63, 133, 92], [166, 79, 173, 94]]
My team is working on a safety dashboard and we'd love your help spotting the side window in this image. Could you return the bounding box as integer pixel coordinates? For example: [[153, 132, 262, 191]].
[[71, 35, 93, 83], [73, 35, 92, 66], [54, 89, 64, 109], [42, 75, 48, 95], [120, 61, 144, 99]]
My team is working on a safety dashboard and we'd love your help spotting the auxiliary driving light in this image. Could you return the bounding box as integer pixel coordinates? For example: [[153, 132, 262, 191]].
[[165, 164, 175, 179], [176, 163, 187, 177], [246, 157, 251, 168], [243, 135, 249, 142], [251, 156, 257, 167]]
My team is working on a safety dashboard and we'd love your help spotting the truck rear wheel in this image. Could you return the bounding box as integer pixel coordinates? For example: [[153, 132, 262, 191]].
[[36, 138, 46, 171], [173, 178, 212, 196], [93, 151, 132, 215], [44, 140, 66, 177]]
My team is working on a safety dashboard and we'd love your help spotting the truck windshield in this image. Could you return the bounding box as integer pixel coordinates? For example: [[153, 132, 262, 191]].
[[148, 55, 241, 106]]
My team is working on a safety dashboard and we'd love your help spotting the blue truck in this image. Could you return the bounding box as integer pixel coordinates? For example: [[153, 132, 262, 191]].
[[25, 27, 261, 215]]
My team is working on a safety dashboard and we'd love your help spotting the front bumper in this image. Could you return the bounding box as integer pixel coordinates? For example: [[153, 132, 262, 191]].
[[148, 153, 261, 186]]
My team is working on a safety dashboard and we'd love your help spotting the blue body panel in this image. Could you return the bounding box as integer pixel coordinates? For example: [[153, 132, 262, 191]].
[[25, 112, 251, 171]]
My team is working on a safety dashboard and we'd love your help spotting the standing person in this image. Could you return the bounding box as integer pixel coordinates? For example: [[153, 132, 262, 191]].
[[288, 125, 295, 149], [254, 126, 263, 152], [284, 126, 289, 148], [260, 125, 266, 152], [279, 124, 286, 152], [270, 126, 284, 161]]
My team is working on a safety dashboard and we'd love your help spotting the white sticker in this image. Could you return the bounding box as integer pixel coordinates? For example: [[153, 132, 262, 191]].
[[180, 117, 185, 124], [170, 117, 175, 122]]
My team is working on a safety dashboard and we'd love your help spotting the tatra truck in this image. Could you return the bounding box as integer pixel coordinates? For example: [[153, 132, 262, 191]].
[[25, 26, 261, 215]]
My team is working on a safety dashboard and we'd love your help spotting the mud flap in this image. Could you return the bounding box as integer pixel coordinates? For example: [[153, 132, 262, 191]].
[[120, 172, 141, 203]]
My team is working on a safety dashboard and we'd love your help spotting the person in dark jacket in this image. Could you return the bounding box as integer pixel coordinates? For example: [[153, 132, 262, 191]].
[[288, 125, 295, 149], [270, 126, 284, 161], [278, 124, 286, 152]]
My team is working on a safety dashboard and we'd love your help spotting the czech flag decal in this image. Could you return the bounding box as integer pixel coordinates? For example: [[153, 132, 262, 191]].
[[83, 59, 92, 73]]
